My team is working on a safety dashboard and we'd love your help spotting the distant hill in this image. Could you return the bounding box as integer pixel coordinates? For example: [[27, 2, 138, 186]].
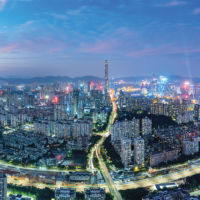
[[0, 76, 104, 85], [0, 75, 199, 84], [2, 76, 32, 79]]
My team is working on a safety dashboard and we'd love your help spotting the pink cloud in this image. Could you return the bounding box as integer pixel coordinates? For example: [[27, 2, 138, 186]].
[[0, 45, 18, 53], [78, 40, 118, 54], [47, 47, 64, 53], [155, 1, 186, 7], [192, 8, 200, 15]]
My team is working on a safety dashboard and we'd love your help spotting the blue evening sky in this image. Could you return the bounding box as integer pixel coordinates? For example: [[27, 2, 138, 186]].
[[0, 0, 200, 78]]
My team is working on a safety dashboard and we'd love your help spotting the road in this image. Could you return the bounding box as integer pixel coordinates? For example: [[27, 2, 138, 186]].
[[90, 94, 122, 200], [7, 178, 105, 192], [190, 189, 200, 196], [116, 164, 200, 190], [7, 163, 200, 193]]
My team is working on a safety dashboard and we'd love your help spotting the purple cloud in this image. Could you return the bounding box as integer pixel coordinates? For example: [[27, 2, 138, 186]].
[[0, 20, 70, 54], [155, 1, 186, 7], [78, 40, 118, 54], [0, 0, 8, 11], [192, 8, 200, 15], [45, 12, 67, 19]]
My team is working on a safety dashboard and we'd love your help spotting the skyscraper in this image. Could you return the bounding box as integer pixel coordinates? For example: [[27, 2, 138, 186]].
[[104, 60, 109, 95], [73, 90, 79, 114], [153, 73, 155, 81], [39, 85, 44, 100]]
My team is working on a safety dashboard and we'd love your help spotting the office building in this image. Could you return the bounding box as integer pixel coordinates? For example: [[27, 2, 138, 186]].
[[27, 94, 35, 106], [73, 90, 79, 114], [39, 85, 44, 100]]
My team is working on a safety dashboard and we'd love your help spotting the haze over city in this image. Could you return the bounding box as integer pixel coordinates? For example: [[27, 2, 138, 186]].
[[0, 0, 200, 77]]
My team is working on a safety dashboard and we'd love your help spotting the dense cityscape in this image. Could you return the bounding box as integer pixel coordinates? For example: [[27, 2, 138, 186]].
[[0, 60, 199, 199], [1, 0, 200, 199]]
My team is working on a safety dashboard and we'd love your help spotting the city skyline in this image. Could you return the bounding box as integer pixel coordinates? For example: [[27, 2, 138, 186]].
[[0, 0, 200, 77], [1, 1, 200, 199]]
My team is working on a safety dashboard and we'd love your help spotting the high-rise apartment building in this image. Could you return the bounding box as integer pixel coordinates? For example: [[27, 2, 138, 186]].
[[134, 137, 145, 165], [55, 187, 76, 200], [77, 135, 88, 150], [0, 114, 7, 126], [0, 173, 7, 200], [111, 118, 140, 143], [11, 114, 18, 128], [142, 116, 152, 135], [183, 137, 199, 155], [54, 104, 68, 121], [104, 60, 109, 95], [34, 122, 50, 136], [77, 107, 83, 119], [121, 138, 131, 168], [132, 117, 140, 139]]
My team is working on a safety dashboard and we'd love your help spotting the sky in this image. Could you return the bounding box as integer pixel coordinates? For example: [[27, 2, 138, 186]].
[[0, 0, 200, 78]]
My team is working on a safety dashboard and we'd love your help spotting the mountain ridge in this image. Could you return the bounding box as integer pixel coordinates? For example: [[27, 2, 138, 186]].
[[0, 75, 199, 84]]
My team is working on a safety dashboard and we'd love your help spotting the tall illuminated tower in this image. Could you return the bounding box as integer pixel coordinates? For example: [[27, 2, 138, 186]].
[[104, 60, 109, 94]]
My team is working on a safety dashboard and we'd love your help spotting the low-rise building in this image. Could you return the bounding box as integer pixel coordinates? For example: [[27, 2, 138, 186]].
[[84, 187, 106, 200], [68, 171, 91, 183], [55, 187, 76, 200], [142, 188, 199, 200]]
